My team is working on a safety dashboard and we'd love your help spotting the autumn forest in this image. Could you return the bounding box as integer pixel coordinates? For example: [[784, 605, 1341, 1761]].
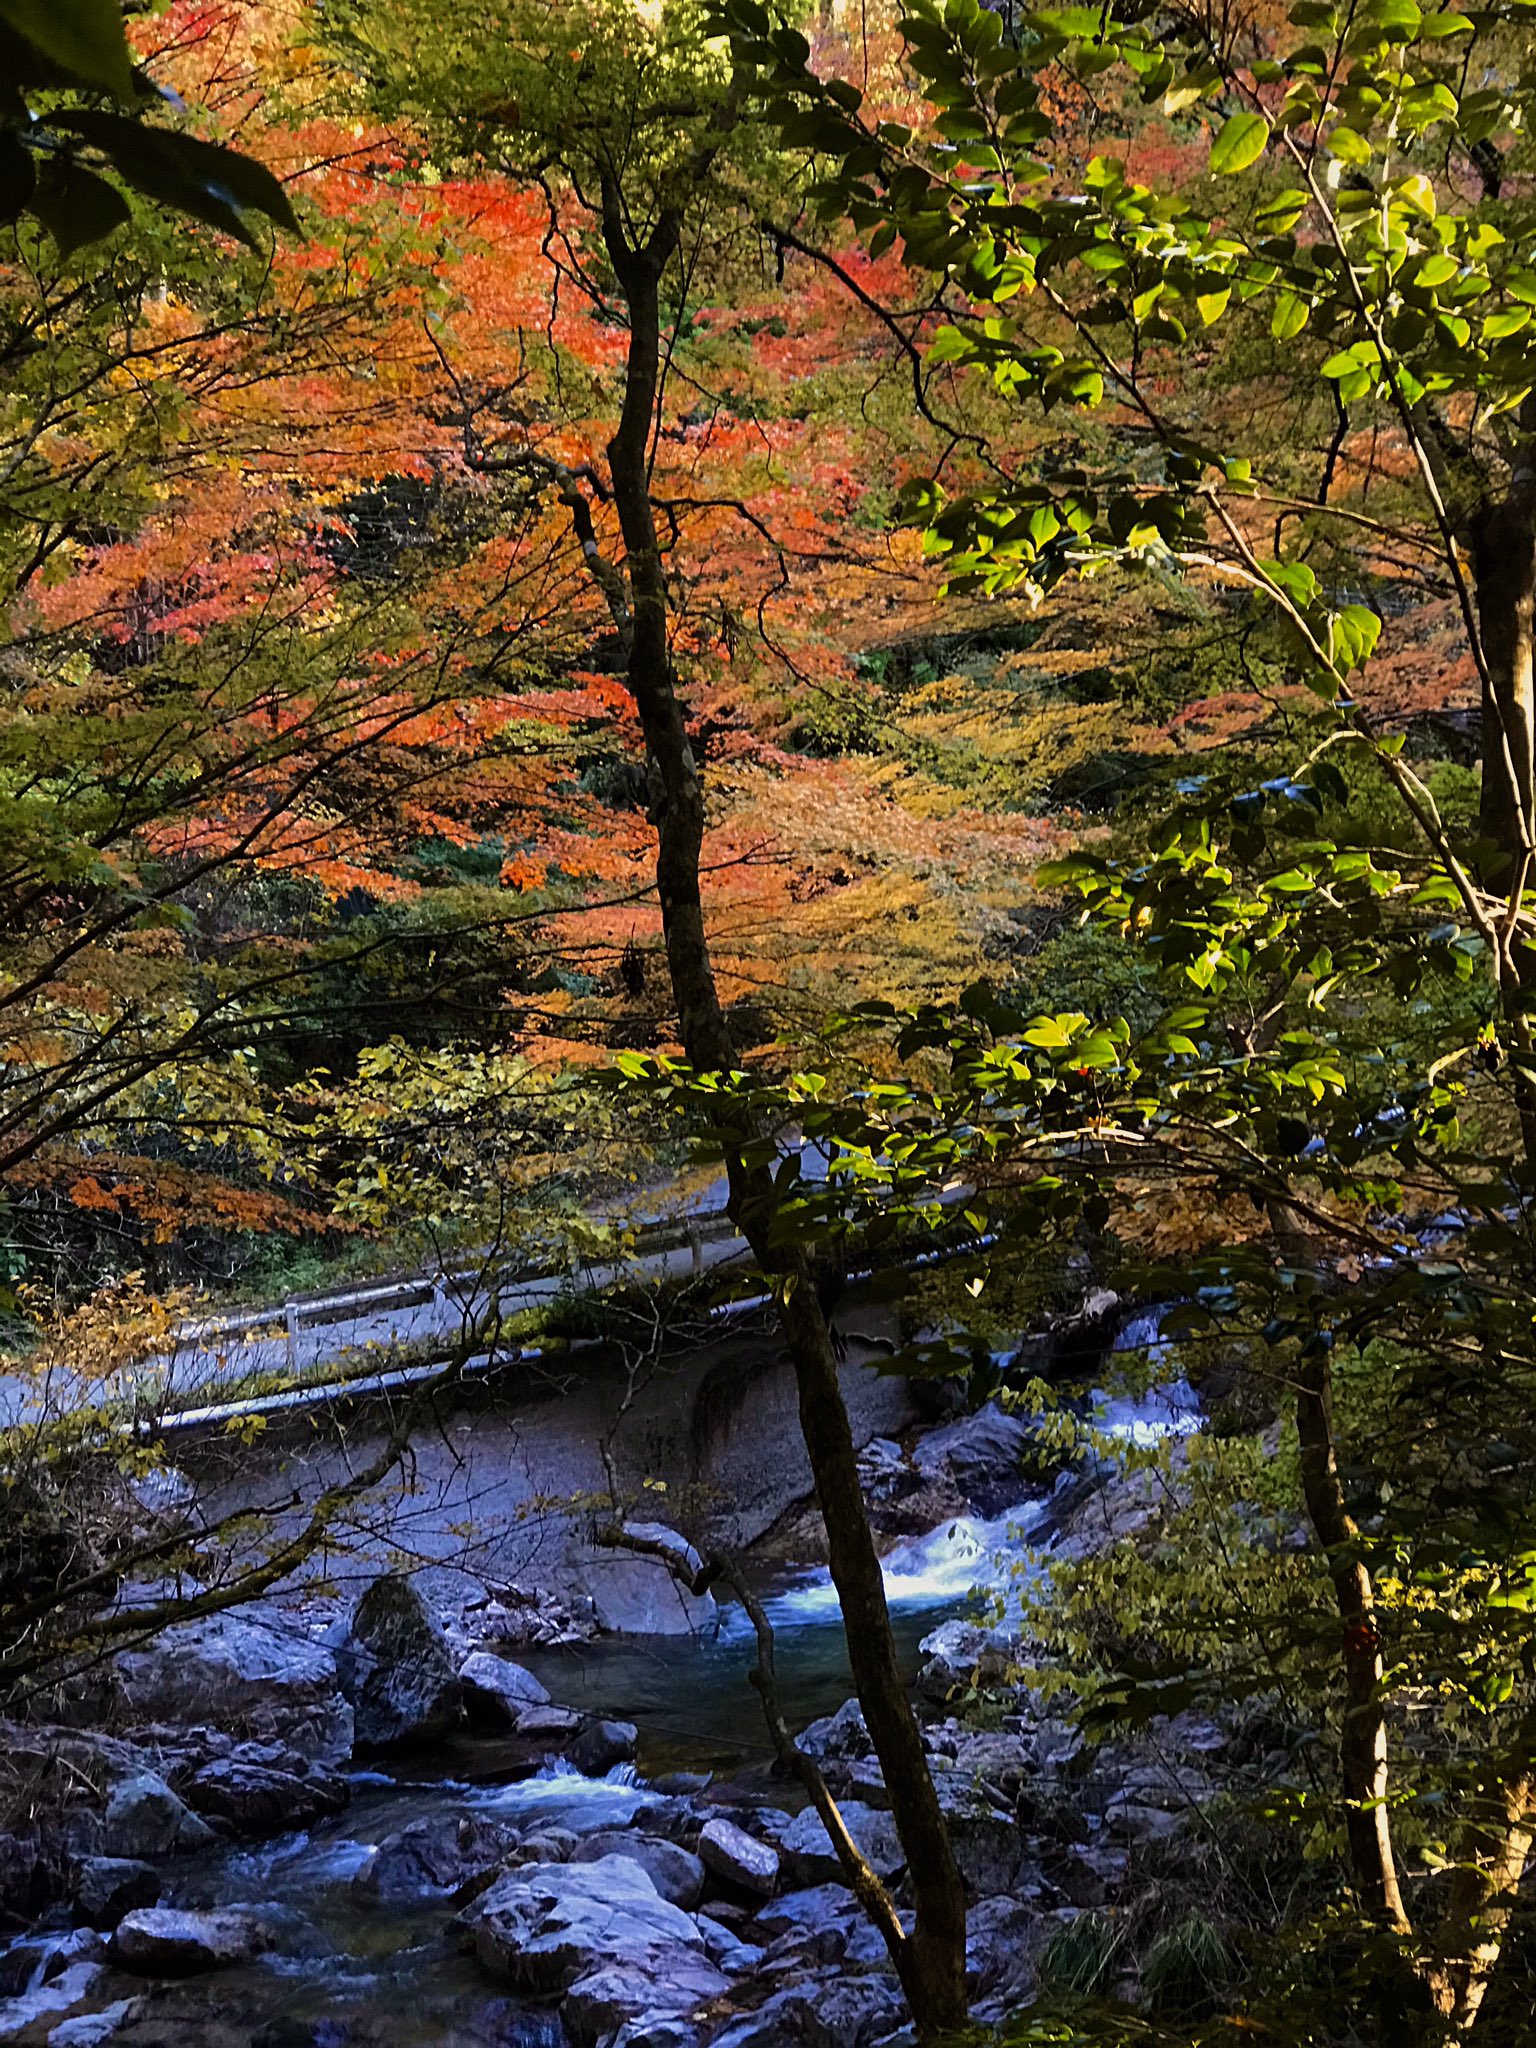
[[3, 0, 1536, 2043]]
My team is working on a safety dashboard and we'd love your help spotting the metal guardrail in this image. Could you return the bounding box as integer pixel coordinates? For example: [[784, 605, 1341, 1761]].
[[172, 1206, 741, 1373]]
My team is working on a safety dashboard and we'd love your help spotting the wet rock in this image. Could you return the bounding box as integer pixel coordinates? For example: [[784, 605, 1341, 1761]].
[[47, 2000, 135, 2047], [767, 1801, 903, 1890], [338, 1575, 462, 1751], [570, 1718, 638, 1775], [354, 1811, 521, 1903], [912, 1403, 1031, 1507], [102, 1772, 215, 1859], [73, 1856, 159, 1929], [109, 1905, 275, 1975], [610, 2022, 707, 2048], [515, 1826, 577, 1865], [0, 1926, 106, 1995], [183, 1749, 348, 1835], [0, 1958, 108, 2042], [796, 1700, 870, 1763], [562, 1948, 730, 2048], [112, 1613, 352, 1762], [697, 1818, 779, 1898], [571, 1832, 705, 1910], [708, 1975, 906, 2048], [468, 1854, 709, 1997], [458, 1651, 551, 1733]]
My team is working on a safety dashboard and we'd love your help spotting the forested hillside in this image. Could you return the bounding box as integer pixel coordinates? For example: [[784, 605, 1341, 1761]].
[[1, 0, 1533, 2044]]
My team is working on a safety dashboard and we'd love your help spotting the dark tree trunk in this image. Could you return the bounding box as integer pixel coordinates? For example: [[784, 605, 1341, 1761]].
[[598, 201, 969, 2040]]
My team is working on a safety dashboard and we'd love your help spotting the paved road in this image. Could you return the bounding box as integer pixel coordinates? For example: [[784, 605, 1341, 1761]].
[[1, 1194, 750, 1430]]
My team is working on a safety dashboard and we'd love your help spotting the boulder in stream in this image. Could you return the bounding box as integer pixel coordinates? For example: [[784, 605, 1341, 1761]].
[[109, 1905, 276, 1975], [182, 1746, 349, 1835], [570, 1718, 639, 1775], [112, 1613, 353, 1762], [338, 1574, 463, 1751], [354, 1812, 521, 1903], [458, 1650, 552, 1733], [911, 1402, 1031, 1507]]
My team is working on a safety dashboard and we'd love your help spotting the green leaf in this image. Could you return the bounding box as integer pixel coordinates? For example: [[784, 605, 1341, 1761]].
[[1272, 289, 1310, 338], [0, 0, 134, 97], [1210, 111, 1271, 173], [55, 113, 301, 240], [27, 155, 131, 252], [1196, 286, 1231, 325]]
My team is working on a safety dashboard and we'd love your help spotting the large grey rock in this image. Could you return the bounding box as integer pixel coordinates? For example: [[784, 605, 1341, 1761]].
[[468, 1854, 708, 1994], [576, 1525, 718, 1636], [912, 1402, 1031, 1504], [570, 1718, 638, 1775], [571, 1832, 705, 1910], [339, 1575, 462, 1751], [73, 1856, 159, 1930], [113, 1613, 352, 1761], [767, 1801, 903, 1890], [109, 1906, 274, 1975], [707, 1976, 906, 2048], [183, 1749, 348, 1835], [563, 1949, 729, 2048], [102, 1772, 215, 1859], [697, 1817, 779, 1897], [458, 1651, 551, 1732], [353, 1812, 520, 1903]]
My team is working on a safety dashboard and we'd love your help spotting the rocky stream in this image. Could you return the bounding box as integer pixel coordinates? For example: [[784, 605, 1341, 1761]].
[[0, 1310, 1218, 2048]]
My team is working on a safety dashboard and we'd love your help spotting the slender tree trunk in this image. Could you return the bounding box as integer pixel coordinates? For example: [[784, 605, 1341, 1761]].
[[1292, 1351, 1410, 1932], [599, 201, 969, 2040]]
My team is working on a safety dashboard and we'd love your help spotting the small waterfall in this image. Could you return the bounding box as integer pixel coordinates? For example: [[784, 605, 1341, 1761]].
[[727, 1497, 1052, 1639], [470, 1760, 648, 1828], [1092, 1377, 1201, 1444], [1111, 1301, 1176, 1355]]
